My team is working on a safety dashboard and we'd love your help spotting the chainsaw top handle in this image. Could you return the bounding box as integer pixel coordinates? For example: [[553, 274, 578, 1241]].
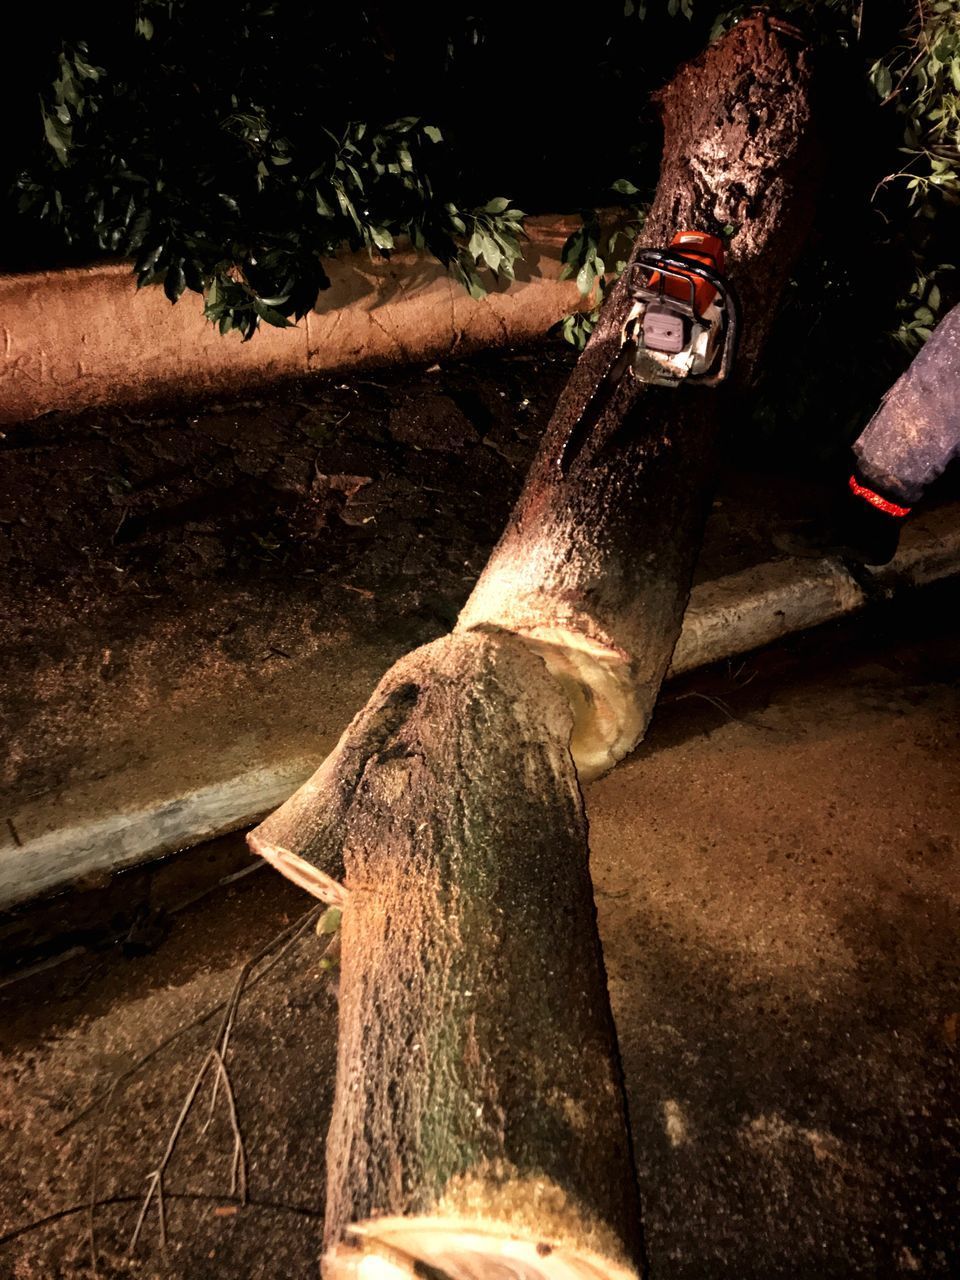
[[629, 250, 730, 323]]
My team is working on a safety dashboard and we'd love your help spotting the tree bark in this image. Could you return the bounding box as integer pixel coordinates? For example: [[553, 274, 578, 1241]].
[[248, 14, 821, 1280]]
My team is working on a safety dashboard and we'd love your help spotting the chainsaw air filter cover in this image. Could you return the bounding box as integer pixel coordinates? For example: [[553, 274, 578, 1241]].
[[642, 305, 686, 355]]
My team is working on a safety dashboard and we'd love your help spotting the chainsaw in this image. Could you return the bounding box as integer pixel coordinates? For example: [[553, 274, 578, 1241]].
[[624, 230, 739, 387], [557, 230, 740, 473]]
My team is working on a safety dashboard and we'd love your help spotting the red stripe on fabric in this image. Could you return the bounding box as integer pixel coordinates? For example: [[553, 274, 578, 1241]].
[[848, 475, 911, 518]]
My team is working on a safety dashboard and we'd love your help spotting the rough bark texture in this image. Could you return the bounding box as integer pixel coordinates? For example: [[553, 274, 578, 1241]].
[[248, 14, 822, 1280], [458, 14, 821, 779]]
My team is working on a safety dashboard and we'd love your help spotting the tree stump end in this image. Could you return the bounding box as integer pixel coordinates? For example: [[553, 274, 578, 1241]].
[[247, 830, 348, 906], [324, 1215, 641, 1280]]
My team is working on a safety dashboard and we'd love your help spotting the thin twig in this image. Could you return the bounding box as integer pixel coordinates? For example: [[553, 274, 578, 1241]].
[[674, 690, 739, 720], [127, 905, 328, 1253], [128, 1052, 216, 1253], [674, 689, 782, 734], [165, 859, 266, 919], [60, 905, 323, 1136], [156, 1175, 167, 1249], [4, 862, 269, 998], [213, 1050, 248, 1202], [879, 45, 925, 107], [88, 1079, 119, 1279], [0, 1192, 324, 1251], [879, 0, 929, 108], [202, 904, 294, 1128]]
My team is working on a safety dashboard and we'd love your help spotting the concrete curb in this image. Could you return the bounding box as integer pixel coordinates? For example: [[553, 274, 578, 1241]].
[[0, 216, 582, 426], [2, 504, 957, 912]]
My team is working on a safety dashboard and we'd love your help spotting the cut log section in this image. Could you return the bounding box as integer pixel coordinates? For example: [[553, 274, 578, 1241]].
[[255, 632, 643, 1279], [248, 14, 822, 1280], [322, 633, 641, 1277]]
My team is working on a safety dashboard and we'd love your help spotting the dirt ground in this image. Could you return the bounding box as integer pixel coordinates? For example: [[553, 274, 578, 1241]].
[[0, 342, 829, 831], [1, 587, 957, 1279], [0, 348, 570, 816]]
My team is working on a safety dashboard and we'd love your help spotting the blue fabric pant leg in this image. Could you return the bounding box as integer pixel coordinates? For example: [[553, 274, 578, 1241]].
[[852, 302, 960, 507]]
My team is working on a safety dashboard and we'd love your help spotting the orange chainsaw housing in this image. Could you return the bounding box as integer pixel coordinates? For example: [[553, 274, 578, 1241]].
[[647, 230, 725, 315]]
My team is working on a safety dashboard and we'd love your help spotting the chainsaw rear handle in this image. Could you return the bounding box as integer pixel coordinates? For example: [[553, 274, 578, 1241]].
[[629, 249, 728, 320]]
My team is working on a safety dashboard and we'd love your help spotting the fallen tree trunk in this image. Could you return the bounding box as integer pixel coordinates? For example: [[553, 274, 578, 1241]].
[[852, 300, 960, 507], [249, 14, 821, 1280]]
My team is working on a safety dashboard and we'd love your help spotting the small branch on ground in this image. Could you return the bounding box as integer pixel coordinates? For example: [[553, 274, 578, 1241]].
[[126, 905, 330, 1254], [62, 904, 323, 1136]]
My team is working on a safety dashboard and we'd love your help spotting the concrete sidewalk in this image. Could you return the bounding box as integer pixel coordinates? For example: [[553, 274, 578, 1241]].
[[2, 344, 959, 912]]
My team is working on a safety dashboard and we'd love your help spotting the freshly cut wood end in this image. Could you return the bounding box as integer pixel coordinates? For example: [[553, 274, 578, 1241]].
[[323, 1217, 641, 1280], [519, 629, 645, 782], [460, 623, 645, 783], [246, 830, 348, 906]]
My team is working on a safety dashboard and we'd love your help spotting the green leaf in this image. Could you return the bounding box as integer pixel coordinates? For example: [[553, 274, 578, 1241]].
[[480, 231, 502, 271], [611, 178, 639, 196], [253, 298, 294, 327], [872, 62, 893, 99], [42, 112, 70, 165], [163, 262, 186, 303], [423, 124, 442, 143], [317, 906, 342, 935], [465, 272, 488, 299], [576, 262, 596, 295], [482, 197, 510, 214], [561, 228, 585, 265], [138, 241, 167, 274]]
